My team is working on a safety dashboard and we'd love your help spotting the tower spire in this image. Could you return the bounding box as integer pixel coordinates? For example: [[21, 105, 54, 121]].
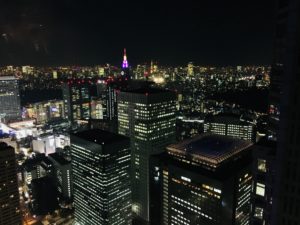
[[122, 48, 129, 68]]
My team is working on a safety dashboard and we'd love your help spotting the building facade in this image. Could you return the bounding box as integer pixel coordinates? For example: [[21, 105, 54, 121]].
[[71, 129, 131, 225], [0, 142, 21, 225], [251, 139, 276, 225], [62, 81, 91, 122], [48, 153, 73, 200], [204, 114, 256, 142], [0, 76, 21, 122], [24, 100, 64, 124], [118, 87, 176, 222]]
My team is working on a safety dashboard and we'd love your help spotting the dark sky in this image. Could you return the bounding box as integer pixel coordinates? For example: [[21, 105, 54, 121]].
[[0, 0, 276, 66]]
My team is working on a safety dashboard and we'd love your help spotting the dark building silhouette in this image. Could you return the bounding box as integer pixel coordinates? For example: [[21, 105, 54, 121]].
[[0, 142, 21, 225], [150, 134, 253, 225], [31, 176, 58, 215], [271, 0, 300, 224]]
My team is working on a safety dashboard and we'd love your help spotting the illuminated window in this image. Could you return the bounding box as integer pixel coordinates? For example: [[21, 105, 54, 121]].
[[258, 159, 267, 172], [254, 207, 264, 219], [256, 183, 265, 197]]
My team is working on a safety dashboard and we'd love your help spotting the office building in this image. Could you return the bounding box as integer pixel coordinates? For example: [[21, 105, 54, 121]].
[[32, 134, 70, 156], [150, 134, 253, 225], [62, 81, 91, 122], [96, 81, 117, 121], [90, 97, 105, 119], [118, 87, 176, 222], [23, 154, 53, 186], [204, 114, 256, 142], [251, 139, 276, 225], [0, 76, 21, 122], [271, 0, 300, 224], [48, 153, 73, 200], [0, 142, 21, 225], [24, 100, 64, 124], [71, 129, 131, 225]]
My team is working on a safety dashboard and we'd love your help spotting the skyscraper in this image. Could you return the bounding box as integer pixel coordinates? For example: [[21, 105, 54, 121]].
[[150, 134, 253, 225], [96, 81, 118, 121], [0, 76, 21, 122], [62, 80, 91, 122], [0, 142, 21, 225], [271, 0, 300, 224], [71, 129, 131, 225], [118, 86, 176, 223]]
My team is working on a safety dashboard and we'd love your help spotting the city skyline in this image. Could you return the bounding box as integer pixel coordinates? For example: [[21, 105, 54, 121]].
[[0, 0, 299, 225]]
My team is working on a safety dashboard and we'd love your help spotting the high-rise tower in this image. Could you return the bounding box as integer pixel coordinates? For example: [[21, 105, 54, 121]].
[[71, 129, 132, 225], [118, 86, 176, 223]]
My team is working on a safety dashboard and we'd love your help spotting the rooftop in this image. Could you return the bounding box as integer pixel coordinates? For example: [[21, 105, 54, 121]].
[[123, 87, 172, 95], [48, 153, 70, 165], [167, 134, 252, 168], [205, 113, 253, 125], [72, 129, 128, 145]]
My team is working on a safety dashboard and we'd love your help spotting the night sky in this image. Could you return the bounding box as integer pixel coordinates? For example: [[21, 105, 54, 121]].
[[0, 0, 276, 66]]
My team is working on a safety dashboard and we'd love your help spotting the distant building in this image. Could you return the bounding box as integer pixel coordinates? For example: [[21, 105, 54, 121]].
[[24, 100, 64, 124], [32, 134, 70, 156], [251, 139, 276, 225], [62, 81, 91, 122], [96, 81, 117, 121], [71, 129, 131, 225], [150, 134, 253, 225], [118, 86, 176, 222], [204, 114, 256, 142], [48, 153, 73, 200], [0, 76, 21, 122], [187, 62, 194, 76], [0, 142, 22, 225]]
